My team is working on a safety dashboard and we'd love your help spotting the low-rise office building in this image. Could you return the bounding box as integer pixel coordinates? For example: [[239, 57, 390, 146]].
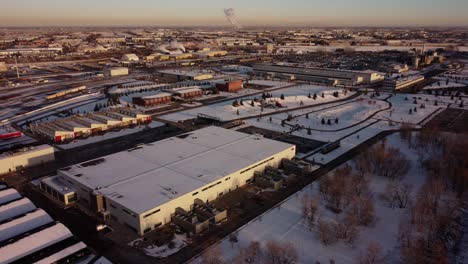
[[55, 126, 296, 235]]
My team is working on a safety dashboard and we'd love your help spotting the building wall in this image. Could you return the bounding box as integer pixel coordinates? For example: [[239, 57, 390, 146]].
[[136, 146, 295, 235], [106, 68, 128, 77], [254, 65, 376, 86], [0, 146, 55, 174]]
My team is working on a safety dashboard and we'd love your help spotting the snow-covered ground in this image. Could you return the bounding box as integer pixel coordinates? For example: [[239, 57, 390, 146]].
[[306, 121, 385, 164], [375, 93, 445, 125], [129, 234, 187, 258], [285, 98, 388, 130], [191, 133, 428, 263], [237, 92, 446, 162], [161, 85, 354, 122]]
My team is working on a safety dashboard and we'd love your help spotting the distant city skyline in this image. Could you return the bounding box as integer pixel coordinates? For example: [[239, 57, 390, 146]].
[[1, 0, 468, 27]]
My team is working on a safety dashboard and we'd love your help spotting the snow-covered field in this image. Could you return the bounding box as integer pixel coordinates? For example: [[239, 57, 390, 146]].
[[305, 121, 385, 164], [375, 93, 445, 125], [237, 92, 448, 163], [161, 85, 354, 122], [191, 133, 427, 263]]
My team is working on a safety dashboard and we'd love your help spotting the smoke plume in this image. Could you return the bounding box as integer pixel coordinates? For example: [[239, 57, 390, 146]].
[[224, 8, 242, 30]]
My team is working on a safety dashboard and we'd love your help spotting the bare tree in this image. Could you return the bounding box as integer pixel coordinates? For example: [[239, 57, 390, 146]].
[[354, 152, 372, 177], [265, 240, 299, 264], [235, 241, 262, 264], [356, 241, 384, 264], [347, 196, 375, 227], [317, 218, 338, 246], [320, 165, 353, 213], [381, 181, 412, 209], [301, 193, 310, 223], [201, 244, 224, 264], [229, 233, 239, 248], [308, 195, 320, 227]]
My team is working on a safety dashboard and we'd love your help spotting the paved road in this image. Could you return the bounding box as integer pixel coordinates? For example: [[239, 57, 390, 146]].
[[283, 94, 392, 133]]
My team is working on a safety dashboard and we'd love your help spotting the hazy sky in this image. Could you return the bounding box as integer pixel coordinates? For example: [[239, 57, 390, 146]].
[[2, 0, 468, 27]]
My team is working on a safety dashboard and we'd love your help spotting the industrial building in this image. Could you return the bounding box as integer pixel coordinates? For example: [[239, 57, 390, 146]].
[[0, 184, 108, 264], [215, 80, 243, 93], [194, 50, 228, 58], [55, 126, 296, 235], [121, 54, 139, 62], [158, 69, 214, 81], [30, 108, 151, 143], [0, 145, 55, 175], [253, 64, 384, 86], [382, 75, 425, 91], [132, 86, 203, 107], [133, 92, 173, 107], [0, 47, 63, 56], [171, 86, 203, 99], [104, 67, 129, 77], [0, 62, 7, 72], [0, 126, 23, 140]]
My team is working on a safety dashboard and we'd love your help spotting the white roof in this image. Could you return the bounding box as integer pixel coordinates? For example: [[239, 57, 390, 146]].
[[41, 176, 75, 195], [172, 87, 202, 94], [121, 54, 139, 61], [159, 69, 213, 77], [141, 92, 173, 99], [0, 197, 36, 222], [60, 126, 294, 214], [0, 209, 53, 242], [0, 223, 73, 264], [0, 188, 21, 204], [34, 242, 87, 264]]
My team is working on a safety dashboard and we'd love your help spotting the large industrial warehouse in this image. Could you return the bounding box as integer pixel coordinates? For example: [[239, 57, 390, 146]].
[[253, 64, 384, 86], [55, 126, 296, 235]]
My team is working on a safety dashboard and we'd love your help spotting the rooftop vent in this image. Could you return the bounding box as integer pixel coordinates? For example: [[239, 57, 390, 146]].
[[127, 146, 143, 152], [176, 133, 192, 139], [81, 158, 106, 167]]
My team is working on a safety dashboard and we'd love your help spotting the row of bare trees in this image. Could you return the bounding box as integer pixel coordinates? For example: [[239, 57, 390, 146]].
[[398, 179, 464, 264], [313, 164, 376, 246], [201, 240, 299, 264], [415, 130, 468, 196], [354, 140, 411, 180]]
